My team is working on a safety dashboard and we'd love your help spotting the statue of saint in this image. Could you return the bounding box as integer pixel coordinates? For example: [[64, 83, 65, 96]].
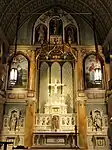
[[9, 111, 18, 131], [52, 116, 59, 131], [67, 29, 74, 43], [38, 25, 45, 44], [93, 110, 102, 131]]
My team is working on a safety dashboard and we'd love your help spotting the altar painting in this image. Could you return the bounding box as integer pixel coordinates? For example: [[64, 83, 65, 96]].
[[85, 55, 102, 88]]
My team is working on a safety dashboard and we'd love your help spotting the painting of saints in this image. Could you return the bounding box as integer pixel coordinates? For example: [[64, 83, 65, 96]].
[[89, 63, 95, 82], [85, 54, 102, 88], [16, 65, 23, 86]]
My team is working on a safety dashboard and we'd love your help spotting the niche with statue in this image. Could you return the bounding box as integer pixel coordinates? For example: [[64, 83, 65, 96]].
[[65, 24, 78, 44], [49, 17, 63, 44], [35, 24, 47, 44]]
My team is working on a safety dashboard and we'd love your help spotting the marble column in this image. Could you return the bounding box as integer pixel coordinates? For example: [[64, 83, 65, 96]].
[[24, 50, 36, 147], [24, 100, 35, 147], [0, 97, 5, 133], [104, 62, 110, 89], [77, 50, 83, 91], [36, 65, 39, 113], [77, 92, 88, 150], [29, 50, 36, 92]]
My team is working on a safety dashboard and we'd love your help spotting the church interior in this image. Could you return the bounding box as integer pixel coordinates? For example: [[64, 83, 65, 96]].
[[0, 0, 112, 150]]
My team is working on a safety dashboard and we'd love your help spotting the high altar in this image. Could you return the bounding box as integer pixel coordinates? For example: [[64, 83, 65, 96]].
[[0, 7, 109, 150]]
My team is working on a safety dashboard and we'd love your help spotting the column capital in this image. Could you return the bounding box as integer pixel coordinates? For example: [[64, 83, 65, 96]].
[[76, 91, 87, 107], [76, 91, 87, 100], [25, 99, 36, 106]]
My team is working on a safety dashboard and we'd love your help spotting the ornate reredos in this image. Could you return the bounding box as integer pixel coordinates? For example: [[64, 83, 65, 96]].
[[33, 7, 79, 44], [36, 45, 77, 61]]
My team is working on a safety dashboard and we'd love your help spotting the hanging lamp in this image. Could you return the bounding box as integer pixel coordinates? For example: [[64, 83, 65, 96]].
[[9, 13, 20, 86], [92, 14, 102, 84]]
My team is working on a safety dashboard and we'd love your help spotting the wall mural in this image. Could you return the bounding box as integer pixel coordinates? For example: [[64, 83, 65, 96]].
[[85, 55, 102, 88], [8, 55, 28, 88]]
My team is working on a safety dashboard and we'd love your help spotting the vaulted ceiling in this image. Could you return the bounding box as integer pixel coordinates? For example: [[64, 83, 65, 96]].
[[0, 0, 112, 45]]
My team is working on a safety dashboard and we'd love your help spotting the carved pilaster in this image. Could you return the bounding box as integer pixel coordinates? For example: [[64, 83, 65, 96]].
[[77, 91, 88, 150], [29, 50, 36, 92], [77, 50, 84, 91], [24, 99, 35, 147]]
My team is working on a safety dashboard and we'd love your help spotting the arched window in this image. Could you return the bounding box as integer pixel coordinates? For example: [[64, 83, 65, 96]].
[[84, 54, 102, 88], [8, 55, 28, 89]]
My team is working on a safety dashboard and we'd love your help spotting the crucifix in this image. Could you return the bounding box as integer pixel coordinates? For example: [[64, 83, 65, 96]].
[[48, 79, 65, 94]]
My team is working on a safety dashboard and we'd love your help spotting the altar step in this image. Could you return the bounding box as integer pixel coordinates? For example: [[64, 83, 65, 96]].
[[30, 145, 80, 149]]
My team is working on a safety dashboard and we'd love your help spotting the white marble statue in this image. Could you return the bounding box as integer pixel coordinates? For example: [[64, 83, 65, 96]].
[[38, 25, 45, 44], [90, 110, 102, 131], [9, 111, 18, 131]]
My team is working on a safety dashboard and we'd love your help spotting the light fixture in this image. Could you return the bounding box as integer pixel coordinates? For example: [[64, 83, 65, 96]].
[[92, 14, 102, 85], [94, 66, 102, 84], [9, 13, 20, 86]]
